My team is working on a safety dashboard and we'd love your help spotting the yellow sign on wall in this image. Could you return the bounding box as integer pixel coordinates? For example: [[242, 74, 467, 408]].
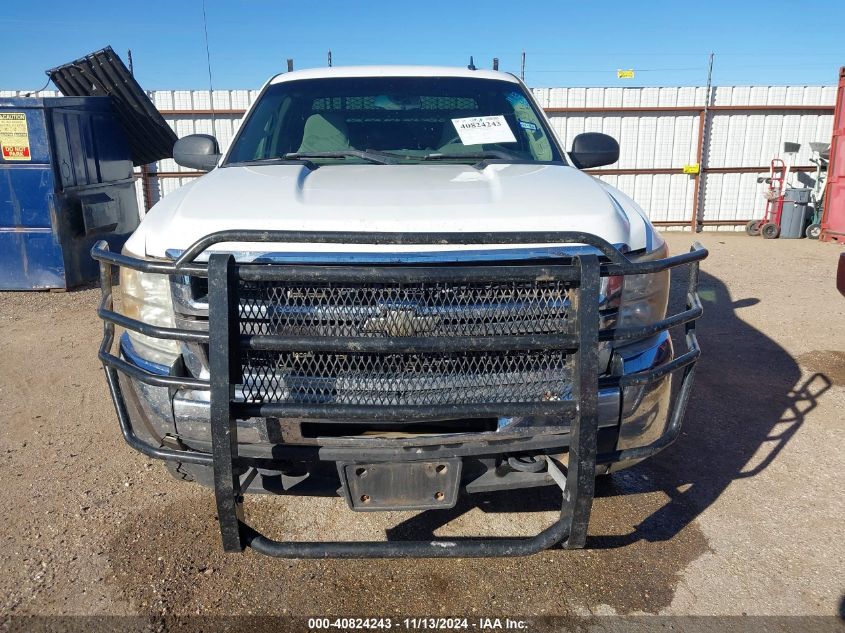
[[617, 69, 635, 79], [683, 164, 701, 174], [0, 113, 31, 161]]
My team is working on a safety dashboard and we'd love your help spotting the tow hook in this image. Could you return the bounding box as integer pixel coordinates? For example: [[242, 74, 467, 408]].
[[506, 455, 568, 494], [507, 455, 545, 473]]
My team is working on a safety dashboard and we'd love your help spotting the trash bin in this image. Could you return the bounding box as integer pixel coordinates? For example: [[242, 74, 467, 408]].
[[780, 187, 811, 239], [2, 48, 179, 290], [0, 96, 140, 289]]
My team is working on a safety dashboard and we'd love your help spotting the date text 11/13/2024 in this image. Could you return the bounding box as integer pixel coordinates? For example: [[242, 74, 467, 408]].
[[307, 617, 529, 630]]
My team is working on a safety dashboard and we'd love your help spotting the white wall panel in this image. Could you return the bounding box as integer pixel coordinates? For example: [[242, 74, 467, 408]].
[[536, 86, 835, 221]]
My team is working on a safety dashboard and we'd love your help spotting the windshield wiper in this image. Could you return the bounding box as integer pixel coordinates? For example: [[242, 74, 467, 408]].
[[418, 150, 523, 162], [226, 156, 319, 170], [283, 150, 396, 165], [231, 149, 519, 168], [376, 150, 524, 162]]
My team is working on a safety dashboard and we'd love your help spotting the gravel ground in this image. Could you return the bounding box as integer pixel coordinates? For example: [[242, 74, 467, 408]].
[[0, 233, 843, 627]]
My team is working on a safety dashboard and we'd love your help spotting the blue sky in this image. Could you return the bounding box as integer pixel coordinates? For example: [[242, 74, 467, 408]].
[[2, 0, 844, 91]]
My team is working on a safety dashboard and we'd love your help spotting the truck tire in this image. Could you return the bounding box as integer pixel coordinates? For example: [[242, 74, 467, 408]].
[[745, 220, 762, 236], [761, 222, 780, 239]]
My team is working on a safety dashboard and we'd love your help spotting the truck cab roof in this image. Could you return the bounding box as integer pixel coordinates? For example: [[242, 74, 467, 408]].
[[268, 65, 522, 85]]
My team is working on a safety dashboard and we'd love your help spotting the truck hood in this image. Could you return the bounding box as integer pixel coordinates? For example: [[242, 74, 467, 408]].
[[129, 163, 660, 260]]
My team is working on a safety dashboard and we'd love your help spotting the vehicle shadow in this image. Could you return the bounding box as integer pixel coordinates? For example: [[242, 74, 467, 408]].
[[386, 267, 833, 545]]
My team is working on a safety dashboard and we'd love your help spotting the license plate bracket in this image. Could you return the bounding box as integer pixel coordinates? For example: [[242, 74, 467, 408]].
[[340, 459, 462, 511]]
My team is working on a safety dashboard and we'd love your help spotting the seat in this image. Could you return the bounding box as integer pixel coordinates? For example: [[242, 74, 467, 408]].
[[297, 112, 352, 153]]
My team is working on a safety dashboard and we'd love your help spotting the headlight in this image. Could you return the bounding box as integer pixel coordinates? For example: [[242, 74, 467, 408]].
[[119, 258, 180, 367], [617, 241, 670, 330]]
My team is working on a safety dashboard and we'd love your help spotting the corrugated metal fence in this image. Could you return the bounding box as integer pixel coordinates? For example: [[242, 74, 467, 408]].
[[3, 84, 836, 229]]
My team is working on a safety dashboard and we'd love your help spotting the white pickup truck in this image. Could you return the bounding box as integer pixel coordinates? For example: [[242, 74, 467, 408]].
[[93, 66, 706, 558]]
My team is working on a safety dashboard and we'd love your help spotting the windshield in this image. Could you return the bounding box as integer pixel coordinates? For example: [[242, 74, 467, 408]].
[[225, 76, 563, 165]]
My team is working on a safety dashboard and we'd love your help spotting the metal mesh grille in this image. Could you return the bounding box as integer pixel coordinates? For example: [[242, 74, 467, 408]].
[[236, 279, 574, 407], [240, 349, 571, 406], [239, 280, 573, 338]]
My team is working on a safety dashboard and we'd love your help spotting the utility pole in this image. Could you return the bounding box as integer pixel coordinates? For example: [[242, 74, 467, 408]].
[[704, 52, 715, 105], [693, 52, 715, 233], [520, 51, 526, 82], [328, 50, 332, 67]]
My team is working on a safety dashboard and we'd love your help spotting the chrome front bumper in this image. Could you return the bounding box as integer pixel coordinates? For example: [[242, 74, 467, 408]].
[[117, 329, 675, 464]]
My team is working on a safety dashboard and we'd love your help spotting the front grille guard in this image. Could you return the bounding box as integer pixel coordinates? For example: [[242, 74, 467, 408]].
[[92, 230, 707, 558]]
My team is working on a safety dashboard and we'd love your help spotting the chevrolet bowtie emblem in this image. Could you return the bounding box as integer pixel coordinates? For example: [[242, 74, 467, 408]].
[[361, 309, 440, 337]]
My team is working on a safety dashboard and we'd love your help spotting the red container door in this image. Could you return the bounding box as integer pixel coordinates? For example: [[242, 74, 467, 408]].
[[821, 67, 845, 243]]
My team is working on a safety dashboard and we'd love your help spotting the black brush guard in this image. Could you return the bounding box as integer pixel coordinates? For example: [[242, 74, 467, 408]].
[[92, 231, 707, 558]]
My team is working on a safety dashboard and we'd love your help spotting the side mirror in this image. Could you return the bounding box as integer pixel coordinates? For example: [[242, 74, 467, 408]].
[[173, 134, 221, 171], [569, 132, 619, 169]]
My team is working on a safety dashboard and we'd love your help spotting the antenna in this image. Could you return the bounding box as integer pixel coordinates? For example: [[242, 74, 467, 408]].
[[492, 58, 499, 71], [201, 0, 216, 130], [328, 50, 332, 67], [467, 56, 476, 71]]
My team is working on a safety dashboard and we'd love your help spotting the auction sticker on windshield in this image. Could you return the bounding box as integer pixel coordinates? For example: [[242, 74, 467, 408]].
[[451, 115, 516, 145]]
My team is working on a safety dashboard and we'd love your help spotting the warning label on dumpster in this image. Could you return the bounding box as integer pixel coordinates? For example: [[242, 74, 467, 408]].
[[0, 113, 31, 161]]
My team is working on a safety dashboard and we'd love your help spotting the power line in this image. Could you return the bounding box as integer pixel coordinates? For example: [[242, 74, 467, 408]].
[[201, 0, 216, 129]]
